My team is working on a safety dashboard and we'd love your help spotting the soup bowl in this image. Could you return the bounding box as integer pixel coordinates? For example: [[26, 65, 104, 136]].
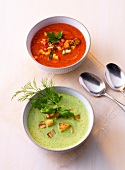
[[23, 86, 94, 152], [26, 16, 91, 74]]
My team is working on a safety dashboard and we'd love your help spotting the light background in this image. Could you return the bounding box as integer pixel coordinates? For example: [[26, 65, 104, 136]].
[[1, 1, 125, 170]]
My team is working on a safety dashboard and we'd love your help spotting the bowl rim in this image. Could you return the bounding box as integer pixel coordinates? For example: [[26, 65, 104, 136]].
[[22, 86, 94, 152], [26, 16, 91, 70]]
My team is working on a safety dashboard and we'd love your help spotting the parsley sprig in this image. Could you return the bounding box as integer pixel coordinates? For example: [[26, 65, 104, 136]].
[[12, 78, 74, 117], [47, 31, 63, 43]]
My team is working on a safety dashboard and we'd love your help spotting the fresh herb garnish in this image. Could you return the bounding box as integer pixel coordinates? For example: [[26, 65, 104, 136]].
[[12, 79, 42, 101], [58, 107, 74, 117], [47, 31, 63, 43], [56, 31, 63, 39], [12, 78, 74, 117]]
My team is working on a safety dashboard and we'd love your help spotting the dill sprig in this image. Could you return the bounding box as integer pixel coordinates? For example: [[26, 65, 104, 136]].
[[12, 78, 50, 101]]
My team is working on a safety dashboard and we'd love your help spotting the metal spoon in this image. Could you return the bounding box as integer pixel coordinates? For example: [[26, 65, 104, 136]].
[[105, 63, 125, 95], [79, 72, 125, 111]]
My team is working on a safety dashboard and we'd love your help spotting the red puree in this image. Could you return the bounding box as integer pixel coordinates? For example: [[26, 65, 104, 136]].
[[31, 23, 86, 68]]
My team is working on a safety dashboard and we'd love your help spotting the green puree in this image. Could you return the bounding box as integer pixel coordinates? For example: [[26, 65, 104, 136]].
[[27, 92, 89, 150]]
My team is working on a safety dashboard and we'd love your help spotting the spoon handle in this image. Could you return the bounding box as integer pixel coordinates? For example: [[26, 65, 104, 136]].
[[104, 93, 125, 111]]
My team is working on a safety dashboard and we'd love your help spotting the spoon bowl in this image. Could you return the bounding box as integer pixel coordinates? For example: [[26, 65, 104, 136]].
[[79, 72, 125, 111], [105, 63, 125, 94], [79, 72, 106, 97]]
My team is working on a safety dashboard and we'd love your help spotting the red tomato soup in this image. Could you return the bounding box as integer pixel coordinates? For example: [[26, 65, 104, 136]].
[[31, 23, 86, 68]]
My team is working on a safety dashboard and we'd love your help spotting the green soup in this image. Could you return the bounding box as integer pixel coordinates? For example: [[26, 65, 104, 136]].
[[27, 92, 89, 150]]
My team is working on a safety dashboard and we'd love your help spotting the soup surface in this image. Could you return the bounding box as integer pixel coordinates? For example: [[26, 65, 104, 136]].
[[27, 92, 89, 150], [31, 23, 86, 68]]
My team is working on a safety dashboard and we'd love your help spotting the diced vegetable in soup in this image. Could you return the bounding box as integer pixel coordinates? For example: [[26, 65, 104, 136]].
[[31, 23, 86, 68]]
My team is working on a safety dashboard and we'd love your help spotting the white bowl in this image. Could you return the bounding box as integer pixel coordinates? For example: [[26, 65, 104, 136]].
[[26, 16, 91, 74], [23, 86, 94, 152]]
